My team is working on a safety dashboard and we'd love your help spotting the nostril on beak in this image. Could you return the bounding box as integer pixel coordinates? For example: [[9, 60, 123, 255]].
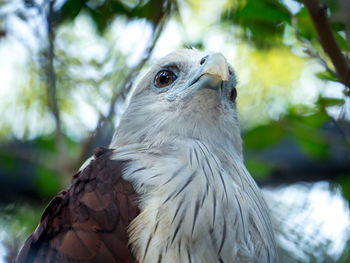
[[201, 53, 229, 81]]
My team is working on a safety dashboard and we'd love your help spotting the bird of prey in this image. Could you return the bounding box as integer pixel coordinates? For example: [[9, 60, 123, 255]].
[[17, 49, 277, 263]]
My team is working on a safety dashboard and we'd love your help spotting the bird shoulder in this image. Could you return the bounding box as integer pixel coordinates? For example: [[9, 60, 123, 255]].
[[17, 147, 140, 263]]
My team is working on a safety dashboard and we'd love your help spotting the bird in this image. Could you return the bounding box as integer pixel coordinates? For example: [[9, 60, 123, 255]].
[[16, 49, 277, 263]]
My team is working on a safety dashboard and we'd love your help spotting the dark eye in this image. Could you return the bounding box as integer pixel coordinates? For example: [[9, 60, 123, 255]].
[[230, 88, 237, 102], [154, 70, 176, 88]]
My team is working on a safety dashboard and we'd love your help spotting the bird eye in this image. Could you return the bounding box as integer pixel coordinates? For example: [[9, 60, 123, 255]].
[[230, 88, 237, 102], [154, 70, 176, 88]]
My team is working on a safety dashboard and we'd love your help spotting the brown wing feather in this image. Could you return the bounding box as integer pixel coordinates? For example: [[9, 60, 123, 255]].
[[17, 147, 139, 263]]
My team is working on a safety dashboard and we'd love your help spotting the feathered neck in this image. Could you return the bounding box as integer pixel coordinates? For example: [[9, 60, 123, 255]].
[[111, 138, 276, 263]]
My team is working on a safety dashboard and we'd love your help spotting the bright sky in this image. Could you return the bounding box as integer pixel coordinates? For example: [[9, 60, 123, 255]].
[[264, 182, 350, 260]]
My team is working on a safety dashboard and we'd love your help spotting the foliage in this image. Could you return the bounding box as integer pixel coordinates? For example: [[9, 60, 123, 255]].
[[221, 0, 350, 204], [58, 0, 176, 32], [0, 203, 43, 263], [222, 0, 291, 47], [0, 0, 350, 262]]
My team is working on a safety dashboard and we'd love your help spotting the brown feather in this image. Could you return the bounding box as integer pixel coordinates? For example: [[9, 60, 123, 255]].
[[16, 148, 140, 263]]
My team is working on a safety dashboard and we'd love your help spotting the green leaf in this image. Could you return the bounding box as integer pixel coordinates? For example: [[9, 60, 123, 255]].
[[59, 0, 88, 23], [282, 107, 331, 159], [0, 154, 15, 173], [285, 104, 330, 127], [334, 31, 349, 51], [36, 168, 61, 198], [221, 0, 291, 46], [316, 71, 338, 82], [30, 135, 56, 152], [245, 158, 273, 179], [85, 2, 130, 33], [0, 203, 43, 239], [295, 7, 318, 41], [301, 111, 330, 128], [337, 175, 350, 204], [331, 21, 347, 32], [234, 0, 290, 23], [130, 0, 168, 25], [182, 41, 204, 50], [296, 136, 329, 159], [244, 123, 285, 150], [290, 118, 329, 159], [57, 0, 171, 33], [317, 97, 345, 107]]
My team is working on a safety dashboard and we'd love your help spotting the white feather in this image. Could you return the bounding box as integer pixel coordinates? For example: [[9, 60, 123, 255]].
[[109, 49, 277, 262], [111, 139, 276, 262]]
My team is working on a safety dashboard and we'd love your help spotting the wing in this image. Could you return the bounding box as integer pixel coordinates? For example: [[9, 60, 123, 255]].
[[17, 147, 139, 263]]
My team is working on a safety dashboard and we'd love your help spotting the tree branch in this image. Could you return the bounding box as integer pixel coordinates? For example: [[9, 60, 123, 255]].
[[292, 16, 336, 77], [46, 0, 71, 182], [303, 0, 350, 89], [72, 9, 169, 170], [47, 1, 61, 135]]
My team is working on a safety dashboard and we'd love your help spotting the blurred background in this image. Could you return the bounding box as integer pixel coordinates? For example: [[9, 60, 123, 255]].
[[0, 0, 349, 262]]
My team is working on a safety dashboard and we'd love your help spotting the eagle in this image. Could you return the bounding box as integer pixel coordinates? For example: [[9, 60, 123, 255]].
[[17, 49, 277, 263]]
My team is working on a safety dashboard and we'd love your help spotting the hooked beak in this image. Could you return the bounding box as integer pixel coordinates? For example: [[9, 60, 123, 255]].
[[189, 52, 229, 87], [167, 53, 229, 101]]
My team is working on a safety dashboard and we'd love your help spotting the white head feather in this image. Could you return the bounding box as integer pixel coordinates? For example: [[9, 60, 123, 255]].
[[110, 49, 242, 159]]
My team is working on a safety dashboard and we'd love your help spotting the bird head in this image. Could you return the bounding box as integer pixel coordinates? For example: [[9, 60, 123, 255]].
[[111, 49, 242, 158]]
